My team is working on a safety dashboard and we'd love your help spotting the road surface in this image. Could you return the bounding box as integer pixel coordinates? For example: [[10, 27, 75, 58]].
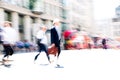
[[0, 49, 120, 80]]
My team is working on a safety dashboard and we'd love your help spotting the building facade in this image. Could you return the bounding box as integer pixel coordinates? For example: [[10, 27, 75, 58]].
[[94, 19, 113, 38], [92, 5, 120, 40], [65, 0, 94, 34], [116, 5, 120, 17], [94, 17, 120, 39], [112, 18, 120, 39], [0, 0, 94, 44], [0, 0, 67, 43]]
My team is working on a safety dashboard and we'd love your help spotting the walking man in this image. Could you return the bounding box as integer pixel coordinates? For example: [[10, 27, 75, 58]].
[[50, 19, 61, 67], [2, 21, 18, 61], [34, 25, 50, 63]]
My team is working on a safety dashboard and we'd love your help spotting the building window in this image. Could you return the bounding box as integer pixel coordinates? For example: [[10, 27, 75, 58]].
[[62, 9, 67, 19], [31, 17, 36, 23], [114, 31, 120, 36], [59, 7, 62, 17], [5, 11, 12, 21], [30, 17, 35, 41], [22, 0, 29, 9], [41, 19, 46, 25], [45, 3, 50, 15], [56, 7, 59, 17], [50, 5, 53, 16], [19, 15, 24, 40], [54, 6, 57, 16]]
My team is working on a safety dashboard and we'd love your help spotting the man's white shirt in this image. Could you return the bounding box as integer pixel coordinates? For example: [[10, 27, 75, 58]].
[[2, 27, 18, 45], [36, 30, 48, 45]]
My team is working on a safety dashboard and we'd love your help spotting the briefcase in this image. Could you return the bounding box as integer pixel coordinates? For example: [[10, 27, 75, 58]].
[[48, 45, 58, 56]]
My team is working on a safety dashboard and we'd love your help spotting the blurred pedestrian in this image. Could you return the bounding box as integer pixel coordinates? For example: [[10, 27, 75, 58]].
[[34, 25, 50, 63], [102, 38, 107, 49], [0, 27, 4, 53], [2, 21, 18, 61], [24, 40, 31, 52], [0, 27, 4, 44], [15, 40, 24, 52], [50, 19, 61, 67]]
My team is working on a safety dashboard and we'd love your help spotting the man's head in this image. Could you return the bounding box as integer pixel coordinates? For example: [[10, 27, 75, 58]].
[[53, 19, 60, 26], [40, 25, 47, 31], [4, 21, 12, 27]]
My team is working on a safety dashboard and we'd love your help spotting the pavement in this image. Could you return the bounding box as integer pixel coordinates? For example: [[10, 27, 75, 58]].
[[0, 49, 120, 80]]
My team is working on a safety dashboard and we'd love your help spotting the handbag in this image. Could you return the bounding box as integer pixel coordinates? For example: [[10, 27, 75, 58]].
[[48, 45, 58, 56]]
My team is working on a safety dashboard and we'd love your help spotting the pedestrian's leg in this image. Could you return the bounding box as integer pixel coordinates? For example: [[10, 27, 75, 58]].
[[43, 45, 50, 63], [34, 52, 40, 61], [57, 46, 61, 59], [8, 46, 14, 56], [2, 54, 8, 60], [56, 46, 61, 67], [2, 45, 9, 61], [104, 44, 107, 49], [34, 44, 41, 62]]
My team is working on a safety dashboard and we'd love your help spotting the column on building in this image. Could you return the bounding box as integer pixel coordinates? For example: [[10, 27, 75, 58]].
[[45, 20, 52, 45], [35, 17, 42, 25], [24, 15, 31, 41], [0, 8, 5, 26], [45, 20, 52, 29], [11, 12, 20, 40], [34, 18, 42, 33], [31, 18, 42, 43]]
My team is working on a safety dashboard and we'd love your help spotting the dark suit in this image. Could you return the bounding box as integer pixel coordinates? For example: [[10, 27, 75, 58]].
[[51, 27, 61, 58]]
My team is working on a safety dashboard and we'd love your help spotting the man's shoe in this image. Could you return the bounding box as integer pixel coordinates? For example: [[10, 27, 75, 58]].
[[55, 64, 64, 68], [56, 64, 60, 67], [2, 58, 7, 61]]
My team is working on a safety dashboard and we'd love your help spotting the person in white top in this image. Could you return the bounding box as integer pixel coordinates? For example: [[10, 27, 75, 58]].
[[0, 27, 4, 52], [2, 21, 18, 61], [34, 25, 50, 63], [0, 27, 4, 44]]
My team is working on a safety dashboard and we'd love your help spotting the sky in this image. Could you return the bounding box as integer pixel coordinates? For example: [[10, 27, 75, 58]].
[[93, 0, 120, 20]]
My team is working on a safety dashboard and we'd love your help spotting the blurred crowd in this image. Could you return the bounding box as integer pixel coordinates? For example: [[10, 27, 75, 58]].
[[13, 40, 38, 53], [0, 39, 38, 54], [63, 30, 120, 50]]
